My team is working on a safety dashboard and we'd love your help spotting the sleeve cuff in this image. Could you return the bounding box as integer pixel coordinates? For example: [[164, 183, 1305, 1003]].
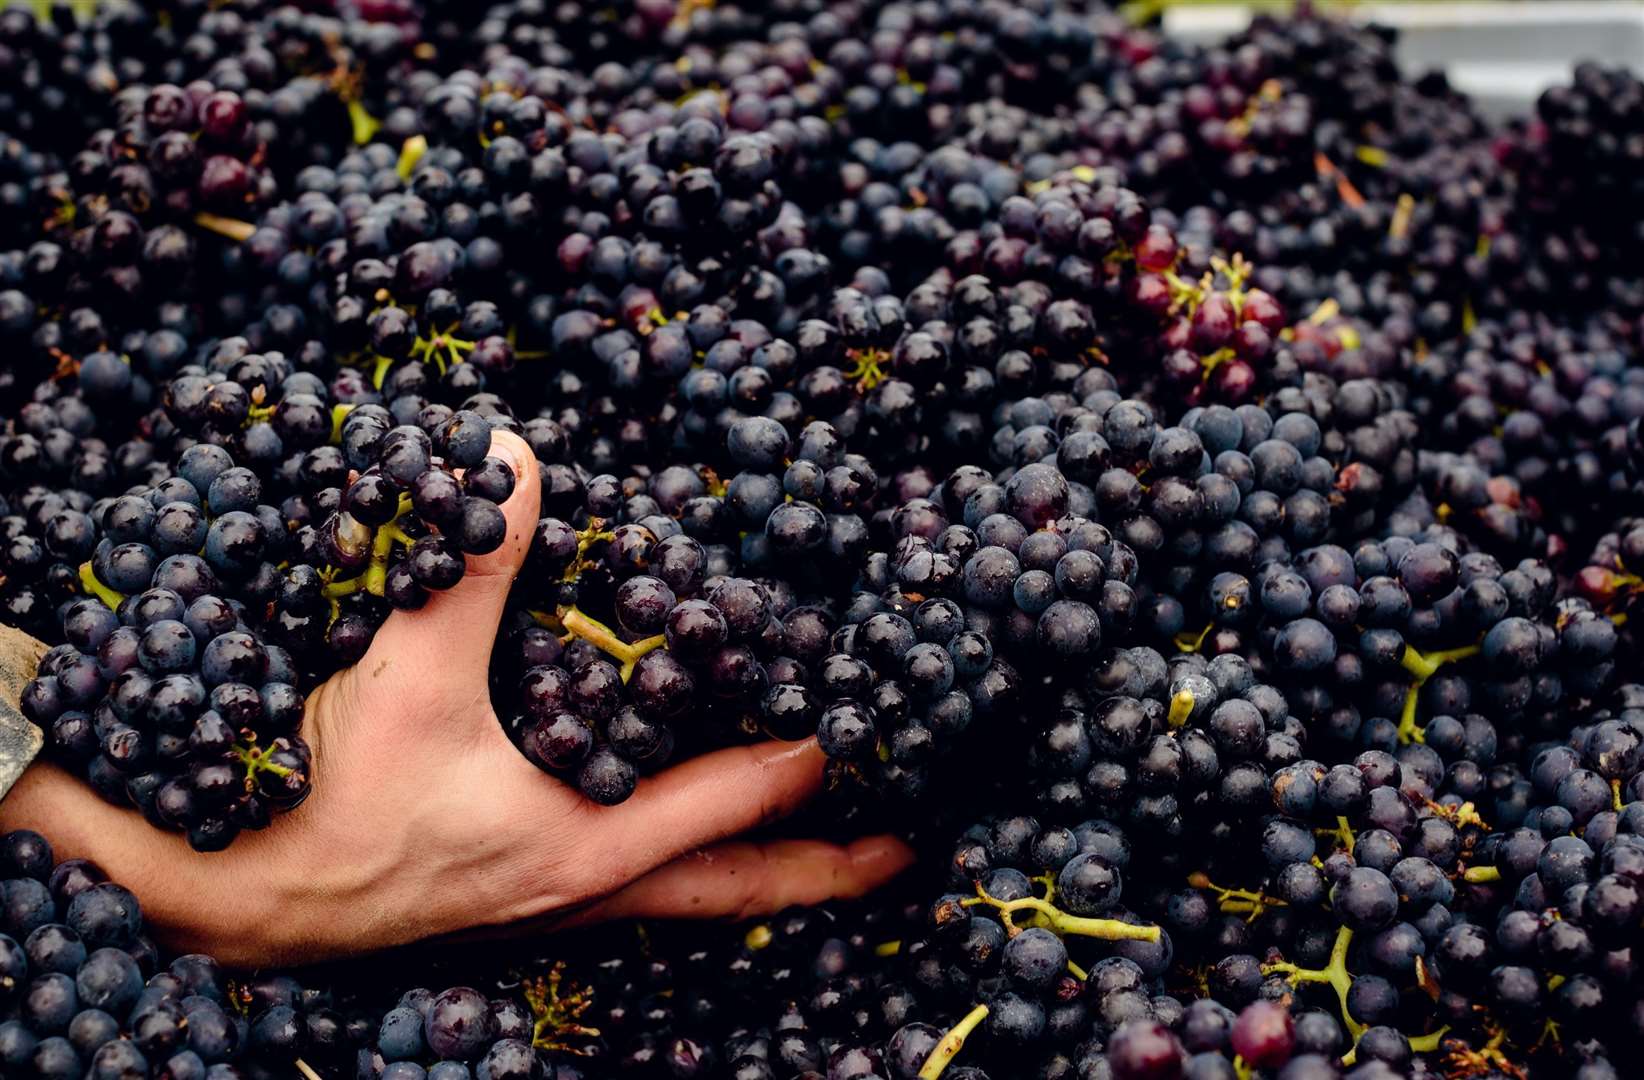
[[0, 623, 49, 802], [0, 702, 42, 802]]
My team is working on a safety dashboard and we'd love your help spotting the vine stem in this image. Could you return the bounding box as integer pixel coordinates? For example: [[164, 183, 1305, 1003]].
[[193, 211, 256, 242], [1396, 642, 1481, 744], [918, 1004, 989, 1080], [397, 135, 428, 180], [1263, 926, 1360, 1038], [559, 607, 666, 681], [77, 561, 126, 610], [1167, 687, 1196, 728], [963, 885, 1161, 942]]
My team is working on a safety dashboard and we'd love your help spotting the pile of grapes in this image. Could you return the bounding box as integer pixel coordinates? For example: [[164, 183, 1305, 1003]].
[[1, 0, 1642, 1076]]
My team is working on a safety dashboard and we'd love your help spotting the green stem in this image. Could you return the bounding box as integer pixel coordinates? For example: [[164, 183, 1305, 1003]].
[[192, 211, 256, 243], [322, 576, 364, 600], [1186, 872, 1287, 922], [918, 1004, 989, 1080], [1396, 643, 1481, 744], [362, 523, 397, 597], [843, 348, 889, 391], [233, 741, 294, 781], [1167, 687, 1195, 729], [1462, 866, 1501, 884], [1399, 642, 1480, 681], [396, 135, 428, 180], [1173, 623, 1213, 653], [560, 607, 667, 682], [329, 404, 355, 445], [347, 99, 381, 146], [964, 886, 1161, 942], [1264, 926, 1360, 1038], [1408, 1028, 1450, 1054], [78, 562, 127, 610]]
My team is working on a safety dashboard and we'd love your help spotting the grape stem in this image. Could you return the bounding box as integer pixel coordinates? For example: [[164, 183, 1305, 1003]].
[[1198, 345, 1235, 380], [1263, 926, 1448, 1064], [1263, 926, 1362, 1039], [525, 962, 601, 1054], [1388, 193, 1416, 241], [1186, 872, 1286, 923], [1396, 642, 1481, 744], [328, 403, 355, 445], [319, 495, 416, 621], [1462, 866, 1502, 883], [843, 347, 890, 391], [295, 1060, 324, 1080], [347, 99, 381, 145], [1313, 815, 1356, 855], [242, 404, 276, 428], [1172, 622, 1213, 653], [962, 883, 1161, 942], [917, 1003, 989, 1080], [192, 211, 256, 243], [77, 561, 127, 610], [559, 607, 666, 682], [1167, 687, 1196, 729], [1440, 1024, 1526, 1080], [562, 519, 618, 582], [1313, 152, 1366, 209], [397, 135, 428, 180], [410, 331, 476, 376], [321, 574, 362, 627], [233, 740, 293, 782], [1161, 268, 1208, 315]]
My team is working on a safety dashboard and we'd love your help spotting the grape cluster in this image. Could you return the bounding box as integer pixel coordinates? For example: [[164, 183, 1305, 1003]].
[[16, 463, 314, 851], [0, 0, 1642, 1075]]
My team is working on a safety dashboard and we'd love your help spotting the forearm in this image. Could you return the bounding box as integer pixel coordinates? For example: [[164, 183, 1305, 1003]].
[[0, 623, 46, 802]]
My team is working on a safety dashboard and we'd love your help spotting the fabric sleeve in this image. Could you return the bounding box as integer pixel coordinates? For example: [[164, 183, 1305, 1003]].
[[0, 624, 48, 802]]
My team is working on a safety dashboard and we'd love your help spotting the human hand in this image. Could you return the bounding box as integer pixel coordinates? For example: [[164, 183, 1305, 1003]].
[[0, 430, 912, 966]]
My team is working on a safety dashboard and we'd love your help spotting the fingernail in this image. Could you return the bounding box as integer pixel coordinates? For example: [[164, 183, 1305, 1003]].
[[489, 430, 539, 490]]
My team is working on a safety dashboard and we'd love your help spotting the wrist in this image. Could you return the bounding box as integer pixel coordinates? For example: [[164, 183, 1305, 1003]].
[[0, 762, 294, 965]]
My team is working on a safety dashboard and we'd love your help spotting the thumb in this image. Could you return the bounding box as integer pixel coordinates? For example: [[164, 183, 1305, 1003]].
[[358, 428, 542, 695]]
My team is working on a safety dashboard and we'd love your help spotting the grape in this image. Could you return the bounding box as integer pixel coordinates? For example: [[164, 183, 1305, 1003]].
[[0, 3, 1637, 1075]]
